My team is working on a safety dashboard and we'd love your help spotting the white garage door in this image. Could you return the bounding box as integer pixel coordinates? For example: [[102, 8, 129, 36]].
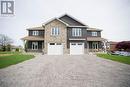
[[70, 43, 84, 55], [48, 43, 63, 55]]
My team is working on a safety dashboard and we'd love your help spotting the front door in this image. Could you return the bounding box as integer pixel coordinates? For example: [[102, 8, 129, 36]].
[[92, 42, 98, 49], [32, 42, 38, 50]]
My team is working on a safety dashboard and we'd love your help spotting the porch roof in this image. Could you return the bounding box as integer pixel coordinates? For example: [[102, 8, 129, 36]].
[[87, 37, 104, 41], [69, 38, 86, 40], [21, 36, 44, 41], [87, 28, 102, 31], [26, 26, 44, 30]]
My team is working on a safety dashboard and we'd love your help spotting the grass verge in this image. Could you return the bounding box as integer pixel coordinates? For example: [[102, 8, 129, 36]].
[[96, 53, 130, 65]]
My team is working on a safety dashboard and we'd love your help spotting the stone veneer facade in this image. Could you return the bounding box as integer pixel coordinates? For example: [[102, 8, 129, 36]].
[[44, 19, 68, 54]]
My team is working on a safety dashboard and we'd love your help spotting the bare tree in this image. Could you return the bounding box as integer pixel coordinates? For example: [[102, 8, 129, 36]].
[[0, 34, 13, 51]]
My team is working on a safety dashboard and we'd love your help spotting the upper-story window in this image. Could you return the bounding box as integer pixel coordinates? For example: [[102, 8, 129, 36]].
[[72, 28, 82, 37], [92, 32, 97, 36], [32, 31, 39, 36], [51, 27, 60, 35]]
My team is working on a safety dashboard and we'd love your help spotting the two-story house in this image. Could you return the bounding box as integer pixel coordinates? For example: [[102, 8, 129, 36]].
[[22, 14, 105, 55]]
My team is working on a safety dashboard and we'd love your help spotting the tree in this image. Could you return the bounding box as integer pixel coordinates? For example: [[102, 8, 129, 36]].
[[6, 44, 11, 51], [0, 34, 13, 51], [116, 41, 130, 51]]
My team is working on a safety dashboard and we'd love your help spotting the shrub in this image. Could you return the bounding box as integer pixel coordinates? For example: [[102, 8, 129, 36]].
[[116, 41, 130, 51], [15, 48, 19, 52]]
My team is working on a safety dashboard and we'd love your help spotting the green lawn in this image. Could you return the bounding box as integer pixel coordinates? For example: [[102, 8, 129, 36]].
[[0, 52, 34, 69], [97, 53, 130, 65], [0, 51, 16, 54]]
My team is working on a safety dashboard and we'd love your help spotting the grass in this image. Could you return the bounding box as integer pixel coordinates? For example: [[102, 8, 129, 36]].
[[97, 53, 130, 65], [0, 52, 34, 69], [0, 51, 16, 54]]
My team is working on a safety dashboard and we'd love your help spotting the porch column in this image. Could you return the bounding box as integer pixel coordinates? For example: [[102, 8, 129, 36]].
[[23, 40, 27, 52], [87, 42, 89, 53], [42, 41, 44, 52]]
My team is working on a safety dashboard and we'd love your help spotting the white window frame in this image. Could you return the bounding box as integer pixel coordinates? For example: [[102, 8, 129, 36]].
[[92, 32, 97, 36], [51, 27, 60, 36], [32, 31, 39, 36], [72, 28, 82, 37]]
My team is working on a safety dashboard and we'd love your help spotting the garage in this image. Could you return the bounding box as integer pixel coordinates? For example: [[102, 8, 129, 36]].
[[70, 43, 84, 55], [48, 43, 63, 55]]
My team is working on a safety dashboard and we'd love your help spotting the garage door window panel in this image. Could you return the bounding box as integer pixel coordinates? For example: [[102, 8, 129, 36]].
[[50, 43, 55, 45], [57, 43, 62, 45], [78, 43, 82, 45], [71, 43, 76, 45]]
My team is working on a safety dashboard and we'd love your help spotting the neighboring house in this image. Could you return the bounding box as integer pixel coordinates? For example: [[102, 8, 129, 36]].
[[108, 41, 130, 52], [11, 45, 23, 52], [22, 14, 105, 55], [108, 41, 118, 51]]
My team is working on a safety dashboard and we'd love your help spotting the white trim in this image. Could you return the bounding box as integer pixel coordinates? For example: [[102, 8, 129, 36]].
[[51, 27, 60, 36], [58, 14, 88, 26], [32, 31, 39, 36], [87, 28, 102, 31], [57, 18, 69, 26], [69, 38, 86, 40], [42, 14, 89, 27], [68, 26, 87, 28], [42, 18, 69, 26], [32, 42, 38, 50], [92, 32, 98, 36], [26, 26, 44, 30], [72, 28, 82, 37]]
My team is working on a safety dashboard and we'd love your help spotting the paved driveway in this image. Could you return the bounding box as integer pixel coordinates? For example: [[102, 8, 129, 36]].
[[0, 54, 130, 87]]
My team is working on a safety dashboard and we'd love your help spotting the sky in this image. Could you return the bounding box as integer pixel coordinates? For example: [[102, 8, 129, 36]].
[[0, 0, 130, 46]]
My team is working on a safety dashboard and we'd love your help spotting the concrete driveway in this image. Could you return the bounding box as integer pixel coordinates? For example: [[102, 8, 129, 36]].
[[0, 54, 130, 87]]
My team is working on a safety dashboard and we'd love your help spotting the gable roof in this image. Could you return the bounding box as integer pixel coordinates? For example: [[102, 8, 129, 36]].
[[42, 14, 88, 27], [42, 18, 69, 26], [59, 14, 87, 26]]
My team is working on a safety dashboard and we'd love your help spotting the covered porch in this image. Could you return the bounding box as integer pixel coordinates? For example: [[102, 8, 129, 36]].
[[87, 37, 104, 52], [25, 41, 44, 52], [21, 36, 44, 52], [88, 41, 102, 52]]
